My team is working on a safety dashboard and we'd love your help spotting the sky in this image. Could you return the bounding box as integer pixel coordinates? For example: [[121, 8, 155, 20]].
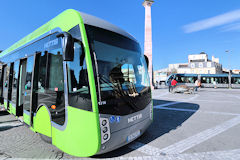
[[0, 0, 239, 71]]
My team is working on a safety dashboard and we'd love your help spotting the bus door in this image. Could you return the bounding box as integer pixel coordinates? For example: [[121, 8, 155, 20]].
[[2, 64, 10, 110], [0, 65, 5, 105], [18, 59, 27, 118], [7, 63, 14, 112], [12, 61, 20, 116], [22, 56, 34, 125]]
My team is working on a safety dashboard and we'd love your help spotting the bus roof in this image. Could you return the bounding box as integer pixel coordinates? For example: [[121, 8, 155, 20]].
[[0, 9, 136, 59], [79, 12, 136, 41]]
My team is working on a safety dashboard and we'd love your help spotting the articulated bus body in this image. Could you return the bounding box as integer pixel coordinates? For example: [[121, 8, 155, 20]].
[[0, 9, 153, 157]]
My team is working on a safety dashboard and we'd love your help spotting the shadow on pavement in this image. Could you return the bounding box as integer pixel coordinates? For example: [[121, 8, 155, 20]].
[[95, 99, 199, 158], [0, 120, 18, 124], [0, 125, 23, 132], [0, 112, 22, 132], [0, 111, 9, 116], [138, 99, 199, 144]]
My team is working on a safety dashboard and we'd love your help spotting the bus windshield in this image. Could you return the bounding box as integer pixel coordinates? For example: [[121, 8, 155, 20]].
[[85, 25, 151, 115]]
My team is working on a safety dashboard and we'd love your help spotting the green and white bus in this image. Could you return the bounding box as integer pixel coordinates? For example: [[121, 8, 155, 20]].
[[0, 9, 152, 157]]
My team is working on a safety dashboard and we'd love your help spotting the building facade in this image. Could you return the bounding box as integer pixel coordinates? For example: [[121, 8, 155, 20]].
[[154, 68, 168, 83], [169, 52, 222, 74], [154, 52, 223, 83]]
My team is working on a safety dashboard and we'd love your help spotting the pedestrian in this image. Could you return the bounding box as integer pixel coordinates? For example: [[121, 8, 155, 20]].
[[195, 79, 199, 91], [155, 81, 158, 89], [168, 78, 172, 92], [198, 79, 201, 89], [171, 78, 178, 92], [213, 80, 217, 89]]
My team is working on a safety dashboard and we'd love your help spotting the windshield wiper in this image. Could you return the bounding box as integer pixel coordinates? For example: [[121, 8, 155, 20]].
[[99, 75, 139, 112]]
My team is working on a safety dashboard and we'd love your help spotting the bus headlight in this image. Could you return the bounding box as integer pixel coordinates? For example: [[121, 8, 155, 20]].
[[103, 134, 108, 140], [102, 120, 107, 126], [100, 118, 111, 144], [102, 127, 108, 133]]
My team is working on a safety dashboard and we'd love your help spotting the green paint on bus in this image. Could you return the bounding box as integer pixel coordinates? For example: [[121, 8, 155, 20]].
[[52, 106, 100, 157], [34, 106, 52, 137], [23, 112, 30, 125]]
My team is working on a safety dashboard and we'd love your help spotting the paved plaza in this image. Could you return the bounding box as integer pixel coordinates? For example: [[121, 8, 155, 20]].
[[0, 88, 240, 160]]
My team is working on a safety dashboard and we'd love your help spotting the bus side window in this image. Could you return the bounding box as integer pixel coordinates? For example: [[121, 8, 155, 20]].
[[47, 49, 65, 125], [32, 34, 65, 125], [67, 42, 92, 111], [48, 51, 64, 92], [38, 52, 47, 91], [12, 60, 20, 108], [24, 56, 34, 112], [8, 63, 14, 102]]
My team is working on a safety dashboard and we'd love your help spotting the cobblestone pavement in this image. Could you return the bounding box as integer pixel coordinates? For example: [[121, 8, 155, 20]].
[[0, 88, 240, 160]]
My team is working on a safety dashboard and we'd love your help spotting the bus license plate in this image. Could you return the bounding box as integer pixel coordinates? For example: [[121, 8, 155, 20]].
[[127, 130, 140, 142]]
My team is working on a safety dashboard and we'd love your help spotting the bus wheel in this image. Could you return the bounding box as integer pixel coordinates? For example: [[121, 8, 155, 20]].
[[39, 133, 52, 144]]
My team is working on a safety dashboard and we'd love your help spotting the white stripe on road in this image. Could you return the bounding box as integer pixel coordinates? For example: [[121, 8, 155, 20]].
[[154, 94, 199, 108], [159, 116, 240, 154], [154, 106, 240, 116], [129, 116, 240, 156]]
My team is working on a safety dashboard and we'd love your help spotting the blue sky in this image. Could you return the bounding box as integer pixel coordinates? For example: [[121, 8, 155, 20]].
[[0, 0, 239, 70]]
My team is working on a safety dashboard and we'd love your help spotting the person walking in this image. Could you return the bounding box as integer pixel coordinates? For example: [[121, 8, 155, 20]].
[[168, 78, 172, 92], [195, 79, 199, 91], [213, 80, 217, 89], [171, 78, 177, 92]]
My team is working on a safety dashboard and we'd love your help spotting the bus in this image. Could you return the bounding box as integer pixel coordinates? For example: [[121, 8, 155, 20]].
[[0, 9, 152, 157], [166, 73, 240, 88]]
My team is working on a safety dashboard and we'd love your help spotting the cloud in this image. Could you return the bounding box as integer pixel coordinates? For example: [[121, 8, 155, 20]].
[[183, 9, 240, 33], [221, 22, 240, 32]]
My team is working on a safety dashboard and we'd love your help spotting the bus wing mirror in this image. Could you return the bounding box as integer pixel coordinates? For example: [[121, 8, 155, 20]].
[[56, 32, 74, 61], [144, 55, 149, 69]]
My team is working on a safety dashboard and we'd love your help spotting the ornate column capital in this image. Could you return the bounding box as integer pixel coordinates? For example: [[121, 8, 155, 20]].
[[142, 0, 154, 7]]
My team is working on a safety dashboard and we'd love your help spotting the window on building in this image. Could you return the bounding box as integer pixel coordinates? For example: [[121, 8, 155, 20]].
[[207, 62, 211, 68], [191, 63, 195, 68]]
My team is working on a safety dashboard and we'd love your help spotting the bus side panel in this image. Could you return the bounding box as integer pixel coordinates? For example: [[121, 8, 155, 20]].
[[52, 106, 101, 157], [12, 106, 16, 115], [9, 102, 15, 115], [34, 106, 51, 137], [23, 111, 30, 125]]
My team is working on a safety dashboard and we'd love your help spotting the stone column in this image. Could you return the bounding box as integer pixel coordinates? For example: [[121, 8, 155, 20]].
[[143, 0, 154, 89]]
